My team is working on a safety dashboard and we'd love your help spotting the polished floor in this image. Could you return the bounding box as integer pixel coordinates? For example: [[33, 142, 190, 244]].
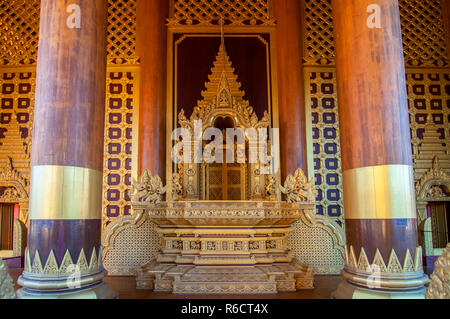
[[8, 268, 343, 299]]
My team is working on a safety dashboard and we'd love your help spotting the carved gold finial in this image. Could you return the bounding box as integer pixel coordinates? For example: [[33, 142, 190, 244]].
[[129, 170, 167, 204], [0, 258, 15, 299], [426, 244, 449, 299], [280, 168, 315, 203]]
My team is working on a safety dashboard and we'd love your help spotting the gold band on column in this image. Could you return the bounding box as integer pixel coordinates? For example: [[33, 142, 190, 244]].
[[343, 165, 416, 220], [29, 165, 103, 220]]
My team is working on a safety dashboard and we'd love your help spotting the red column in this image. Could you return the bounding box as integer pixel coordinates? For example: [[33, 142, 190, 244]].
[[332, 0, 428, 298], [274, 0, 308, 181], [136, 0, 168, 180], [17, 0, 115, 299]]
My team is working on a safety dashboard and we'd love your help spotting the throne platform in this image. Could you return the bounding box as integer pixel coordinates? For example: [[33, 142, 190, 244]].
[[134, 200, 314, 294]]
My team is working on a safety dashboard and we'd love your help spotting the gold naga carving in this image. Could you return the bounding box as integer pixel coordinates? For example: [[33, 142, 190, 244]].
[[129, 170, 167, 204], [426, 244, 450, 299], [0, 258, 15, 299], [280, 168, 315, 203]]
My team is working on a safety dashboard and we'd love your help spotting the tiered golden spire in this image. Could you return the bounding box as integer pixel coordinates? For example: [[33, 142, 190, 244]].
[[200, 42, 246, 105], [178, 21, 269, 130]]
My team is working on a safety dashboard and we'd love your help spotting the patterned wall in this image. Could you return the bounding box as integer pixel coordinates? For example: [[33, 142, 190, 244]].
[[407, 70, 450, 178], [102, 70, 137, 231], [0, 72, 34, 148], [0, 72, 34, 176], [308, 71, 344, 227]]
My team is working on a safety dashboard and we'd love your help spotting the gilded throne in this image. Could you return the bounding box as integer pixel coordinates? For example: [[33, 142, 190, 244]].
[[129, 43, 316, 294]]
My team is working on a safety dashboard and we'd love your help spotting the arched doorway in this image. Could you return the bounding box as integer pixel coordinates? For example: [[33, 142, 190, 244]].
[[203, 116, 247, 200]]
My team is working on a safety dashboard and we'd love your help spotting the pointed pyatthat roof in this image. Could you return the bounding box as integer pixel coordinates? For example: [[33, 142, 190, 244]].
[[178, 42, 270, 130], [201, 42, 245, 104]]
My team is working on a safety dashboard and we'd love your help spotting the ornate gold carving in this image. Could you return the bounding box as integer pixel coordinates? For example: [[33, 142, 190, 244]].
[[265, 175, 277, 201], [170, 173, 184, 201], [23, 247, 102, 276], [340, 246, 429, 295], [0, 258, 15, 299], [177, 42, 271, 202], [168, 0, 275, 26], [280, 168, 315, 203], [408, 70, 450, 179], [426, 244, 450, 299], [416, 156, 450, 201], [129, 170, 167, 203], [178, 43, 270, 131], [0, 157, 29, 224], [0, 158, 27, 192]]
